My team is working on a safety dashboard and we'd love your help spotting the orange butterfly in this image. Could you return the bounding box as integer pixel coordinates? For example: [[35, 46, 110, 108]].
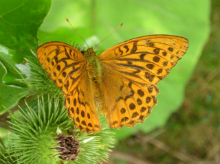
[[37, 34, 189, 134]]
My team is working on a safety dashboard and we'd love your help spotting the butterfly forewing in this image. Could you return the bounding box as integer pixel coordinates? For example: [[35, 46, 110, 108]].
[[37, 42, 85, 94], [99, 35, 188, 84], [99, 35, 189, 128], [37, 42, 101, 134]]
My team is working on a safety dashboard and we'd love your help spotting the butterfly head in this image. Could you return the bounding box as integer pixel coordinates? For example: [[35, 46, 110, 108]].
[[83, 47, 96, 58]]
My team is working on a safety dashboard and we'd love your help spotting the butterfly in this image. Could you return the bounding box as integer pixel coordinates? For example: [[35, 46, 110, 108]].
[[36, 35, 189, 134]]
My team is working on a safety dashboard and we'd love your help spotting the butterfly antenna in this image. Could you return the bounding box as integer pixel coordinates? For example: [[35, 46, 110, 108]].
[[94, 23, 124, 50], [66, 18, 89, 48]]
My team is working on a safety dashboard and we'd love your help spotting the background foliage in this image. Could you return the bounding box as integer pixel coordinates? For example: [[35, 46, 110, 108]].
[[0, 0, 215, 164]]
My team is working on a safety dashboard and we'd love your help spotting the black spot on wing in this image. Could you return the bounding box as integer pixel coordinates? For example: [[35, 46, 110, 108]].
[[130, 41, 138, 53]]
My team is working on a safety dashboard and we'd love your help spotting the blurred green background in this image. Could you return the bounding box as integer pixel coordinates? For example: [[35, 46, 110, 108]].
[[0, 0, 219, 163]]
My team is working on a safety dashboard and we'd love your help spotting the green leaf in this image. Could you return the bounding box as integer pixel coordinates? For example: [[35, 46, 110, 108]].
[[0, 0, 51, 113], [0, 45, 26, 87], [0, 0, 51, 62], [0, 46, 28, 113]]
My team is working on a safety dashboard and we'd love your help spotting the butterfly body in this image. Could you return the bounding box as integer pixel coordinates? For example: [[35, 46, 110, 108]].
[[37, 35, 189, 134], [84, 48, 106, 115]]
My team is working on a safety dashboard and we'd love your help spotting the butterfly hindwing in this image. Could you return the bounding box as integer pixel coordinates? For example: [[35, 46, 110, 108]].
[[101, 65, 159, 128], [99, 35, 189, 128], [65, 70, 101, 134]]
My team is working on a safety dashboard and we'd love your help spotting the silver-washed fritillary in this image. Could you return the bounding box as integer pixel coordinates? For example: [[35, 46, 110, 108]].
[[37, 34, 189, 134]]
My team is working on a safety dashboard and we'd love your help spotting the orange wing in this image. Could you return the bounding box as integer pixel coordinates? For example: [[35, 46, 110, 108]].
[[37, 42, 101, 134], [98, 35, 189, 128], [37, 42, 85, 94], [65, 70, 101, 134]]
